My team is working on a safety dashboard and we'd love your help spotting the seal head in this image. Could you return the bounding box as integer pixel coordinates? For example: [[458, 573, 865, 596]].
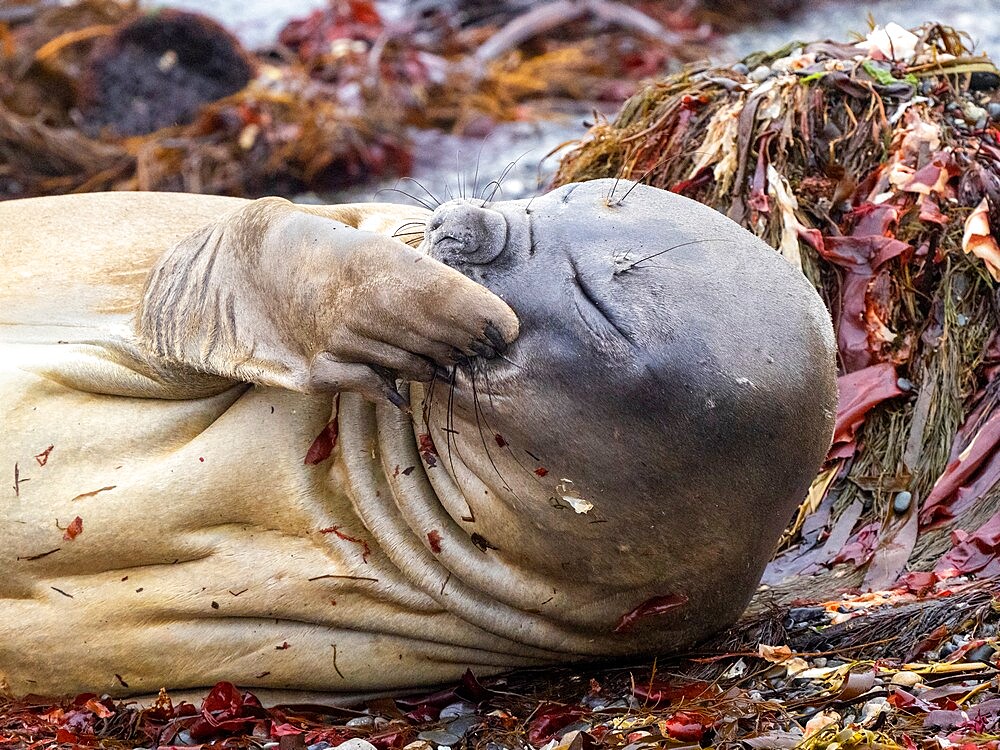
[[420, 179, 837, 651]]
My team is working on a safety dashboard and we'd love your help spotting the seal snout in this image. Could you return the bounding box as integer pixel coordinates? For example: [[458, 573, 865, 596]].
[[426, 201, 508, 266]]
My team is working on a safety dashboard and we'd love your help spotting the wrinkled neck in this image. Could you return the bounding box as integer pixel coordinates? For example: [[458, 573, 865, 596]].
[[333, 386, 656, 654]]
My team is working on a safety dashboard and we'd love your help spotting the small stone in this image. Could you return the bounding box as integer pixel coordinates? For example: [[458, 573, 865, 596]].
[[175, 731, 196, 746], [896, 377, 913, 391], [970, 71, 1000, 91], [334, 740, 378, 750], [346, 717, 375, 729], [750, 65, 771, 83], [445, 716, 481, 737], [309, 743, 334, 750], [963, 103, 989, 125], [989, 102, 1000, 121], [402, 743, 433, 750], [891, 671, 922, 686], [859, 697, 889, 726], [893, 491, 912, 514], [813, 657, 827, 667], [416, 731, 460, 747], [732, 62, 750, 76], [439, 702, 475, 720], [967, 644, 996, 663], [788, 606, 826, 625]]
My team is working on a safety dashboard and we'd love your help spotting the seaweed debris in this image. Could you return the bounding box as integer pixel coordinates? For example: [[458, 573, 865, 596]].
[[0, 0, 711, 200], [2, 581, 1000, 748], [556, 22, 1000, 607], [0, 1, 411, 198]]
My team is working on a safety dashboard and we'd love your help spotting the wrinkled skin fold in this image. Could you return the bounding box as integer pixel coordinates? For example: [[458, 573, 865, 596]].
[[0, 182, 837, 702]]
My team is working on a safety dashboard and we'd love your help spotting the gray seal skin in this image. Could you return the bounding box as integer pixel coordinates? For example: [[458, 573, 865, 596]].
[[0, 181, 836, 702], [418, 178, 838, 651]]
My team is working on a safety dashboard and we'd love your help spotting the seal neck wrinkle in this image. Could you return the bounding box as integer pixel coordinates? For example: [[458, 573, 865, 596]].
[[336, 388, 634, 656]]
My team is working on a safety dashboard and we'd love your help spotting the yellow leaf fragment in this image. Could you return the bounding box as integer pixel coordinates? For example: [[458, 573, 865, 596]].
[[963, 198, 1000, 281]]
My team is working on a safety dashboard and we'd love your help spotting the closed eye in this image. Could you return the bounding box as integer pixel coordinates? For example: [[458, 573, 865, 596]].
[[571, 261, 634, 344]]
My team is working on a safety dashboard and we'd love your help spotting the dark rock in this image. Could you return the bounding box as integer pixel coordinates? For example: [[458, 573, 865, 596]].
[[967, 644, 996, 663], [970, 71, 1000, 91], [78, 10, 254, 137]]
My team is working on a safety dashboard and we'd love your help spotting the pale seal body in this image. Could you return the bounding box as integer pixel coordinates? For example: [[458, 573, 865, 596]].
[[0, 182, 837, 701]]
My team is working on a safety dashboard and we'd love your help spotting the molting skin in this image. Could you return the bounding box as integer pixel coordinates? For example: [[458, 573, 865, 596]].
[[0, 183, 836, 701]]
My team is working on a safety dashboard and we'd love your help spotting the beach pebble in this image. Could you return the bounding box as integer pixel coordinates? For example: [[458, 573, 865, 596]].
[[439, 702, 475, 720], [967, 644, 996, 663], [416, 730, 460, 747], [891, 671, 923, 686], [334, 741, 378, 750], [750, 65, 771, 82], [893, 491, 912, 514]]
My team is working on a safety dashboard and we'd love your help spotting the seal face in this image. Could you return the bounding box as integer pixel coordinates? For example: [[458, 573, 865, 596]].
[[420, 178, 838, 647]]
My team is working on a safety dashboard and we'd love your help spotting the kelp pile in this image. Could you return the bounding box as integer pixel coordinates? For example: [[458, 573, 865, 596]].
[[0, 0, 711, 200], [0, 0, 413, 198], [555, 23, 1000, 605]]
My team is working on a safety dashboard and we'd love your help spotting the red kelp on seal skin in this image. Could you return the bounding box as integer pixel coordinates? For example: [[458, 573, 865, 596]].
[[62, 516, 83, 541], [305, 395, 340, 465], [418, 433, 438, 467], [319, 525, 371, 563], [427, 530, 443, 553]]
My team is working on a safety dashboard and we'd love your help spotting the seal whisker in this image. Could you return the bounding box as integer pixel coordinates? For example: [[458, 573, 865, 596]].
[[480, 179, 503, 203], [470, 368, 514, 494], [423, 370, 439, 428], [494, 351, 525, 371], [392, 220, 428, 233], [398, 177, 443, 208], [445, 365, 459, 478], [373, 187, 435, 212], [609, 149, 718, 207], [617, 237, 730, 274], [455, 152, 465, 200], [479, 365, 553, 490], [483, 149, 535, 203], [446, 364, 477, 522], [471, 134, 491, 202]]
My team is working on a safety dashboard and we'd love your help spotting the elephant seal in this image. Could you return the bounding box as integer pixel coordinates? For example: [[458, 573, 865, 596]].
[[0, 181, 837, 702]]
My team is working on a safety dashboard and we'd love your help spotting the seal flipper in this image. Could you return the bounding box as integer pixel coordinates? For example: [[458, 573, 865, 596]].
[[135, 198, 519, 402]]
